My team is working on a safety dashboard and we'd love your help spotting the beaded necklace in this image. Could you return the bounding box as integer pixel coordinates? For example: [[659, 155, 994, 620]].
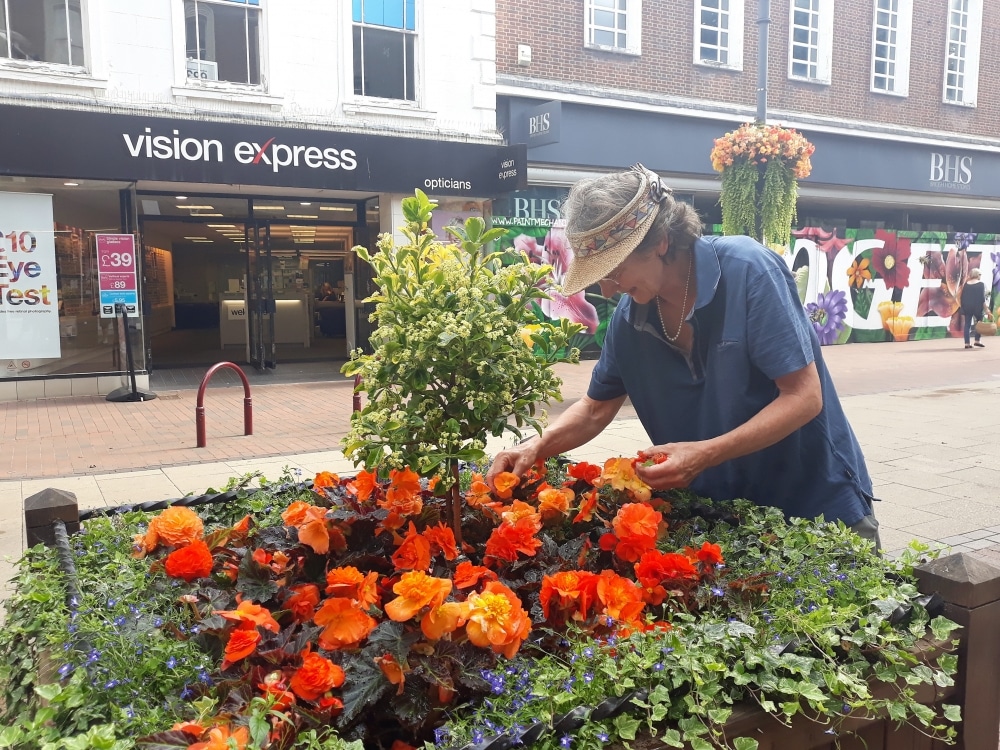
[[655, 252, 693, 342]]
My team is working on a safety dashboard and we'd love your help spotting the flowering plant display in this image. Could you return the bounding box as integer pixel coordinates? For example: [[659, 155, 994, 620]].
[[0, 460, 962, 750], [711, 123, 815, 248], [341, 190, 582, 542]]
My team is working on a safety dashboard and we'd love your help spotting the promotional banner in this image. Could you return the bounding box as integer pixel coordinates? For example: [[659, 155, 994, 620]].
[[0, 192, 60, 359], [96, 234, 139, 318]]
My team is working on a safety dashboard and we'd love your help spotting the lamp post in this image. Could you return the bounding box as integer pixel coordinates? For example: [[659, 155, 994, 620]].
[[756, 0, 770, 124]]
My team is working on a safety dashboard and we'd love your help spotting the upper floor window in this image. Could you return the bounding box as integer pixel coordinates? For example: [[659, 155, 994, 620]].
[[353, 0, 416, 101], [694, 0, 744, 71], [0, 0, 84, 66], [585, 0, 642, 55], [184, 0, 261, 85], [871, 0, 912, 95], [943, 0, 982, 106], [788, 0, 833, 84]]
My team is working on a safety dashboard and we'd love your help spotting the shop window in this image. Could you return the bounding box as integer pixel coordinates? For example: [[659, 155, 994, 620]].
[[584, 0, 642, 55], [0, 0, 84, 66], [694, 0, 744, 70], [352, 0, 416, 101], [870, 0, 912, 96], [942, 0, 982, 107], [788, 0, 833, 84], [184, 0, 262, 85]]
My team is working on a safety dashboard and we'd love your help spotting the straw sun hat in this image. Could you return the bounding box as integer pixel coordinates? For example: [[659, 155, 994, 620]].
[[563, 163, 668, 296]]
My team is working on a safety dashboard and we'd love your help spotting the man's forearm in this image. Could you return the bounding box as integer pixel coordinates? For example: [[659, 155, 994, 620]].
[[526, 394, 626, 459]]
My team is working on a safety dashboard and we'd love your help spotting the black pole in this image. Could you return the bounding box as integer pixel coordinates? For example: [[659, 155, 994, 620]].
[[756, 0, 770, 124], [106, 303, 157, 403]]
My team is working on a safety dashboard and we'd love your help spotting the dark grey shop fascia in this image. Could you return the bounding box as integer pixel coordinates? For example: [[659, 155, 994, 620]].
[[0, 104, 526, 197], [504, 96, 1000, 200]]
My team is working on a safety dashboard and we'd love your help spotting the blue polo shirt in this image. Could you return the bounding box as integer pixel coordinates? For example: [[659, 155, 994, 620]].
[[589, 235, 874, 527]]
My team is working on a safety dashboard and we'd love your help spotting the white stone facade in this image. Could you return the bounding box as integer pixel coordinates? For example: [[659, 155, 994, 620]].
[[0, 0, 499, 142]]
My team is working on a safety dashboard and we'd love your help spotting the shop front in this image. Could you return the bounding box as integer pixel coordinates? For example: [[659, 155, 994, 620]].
[[0, 104, 525, 401]]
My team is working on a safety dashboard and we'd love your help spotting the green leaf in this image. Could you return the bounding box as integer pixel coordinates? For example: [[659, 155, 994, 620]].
[[733, 739, 760, 750], [659, 728, 684, 748], [852, 286, 874, 319], [943, 704, 962, 722], [34, 683, 62, 701], [690, 738, 714, 750], [930, 616, 962, 641], [612, 714, 642, 741]]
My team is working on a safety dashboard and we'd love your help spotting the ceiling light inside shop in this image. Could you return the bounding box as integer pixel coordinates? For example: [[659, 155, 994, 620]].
[[176, 196, 188, 200], [254, 205, 285, 210], [192, 239, 214, 243], [180, 205, 215, 210], [183, 236, 208, 240], [300, 202, 312, 205], [207, 224, 236, 228], [286, 214, 318, 219], [191, 213, 224, 217], [319, 206, 353, 211], [64, 182, 79, 186]]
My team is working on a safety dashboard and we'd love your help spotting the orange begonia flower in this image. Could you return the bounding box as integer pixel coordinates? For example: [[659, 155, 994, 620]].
[[281, 501, 311, 527], [421, 600, 472, 640], [596, 570, 646, 625], [537, 486, 574, 521], [384, 570, 452, 622], [325, 566, 366, 598], [289, 651, 346, 701], [164, 539, 214, 582], [465, 473, 493, 507], [285, 584, 321, 622], [600, 457, 652, 502], [218, 600, 280, 633], [452, 561, 497, 589], [484, 517, 542, 563], [189, 725, 250, 750], [567, 461, 602, 485], [376, 653, 407, 695], [573, 489, 599, 523], [608, 503, 662, 562], [231, 515, 251, 535], [465, 581, 531, 659], [688, 541, 725, 568], [313, 471, 340, 490], [295, 505, 332, 555], [137, 505, 205, 554], [423, 522, 458, 560], [222, 627, 262, 669], [492, 471, 520, 500], [540, 570, 599, 622], [391, 522, 432, 572], [171, 720, 206, 737], [314, 597, 378, 650], [347, 468, 378, 503], [386, 467, 422, 504]]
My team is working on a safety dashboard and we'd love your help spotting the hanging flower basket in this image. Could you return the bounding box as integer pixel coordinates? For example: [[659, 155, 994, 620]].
[[710, 123, 815, 248]]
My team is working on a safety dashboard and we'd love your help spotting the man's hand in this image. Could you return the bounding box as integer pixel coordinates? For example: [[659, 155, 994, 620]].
[[635, 442, 713, 489], [486, 441, 543, 491]]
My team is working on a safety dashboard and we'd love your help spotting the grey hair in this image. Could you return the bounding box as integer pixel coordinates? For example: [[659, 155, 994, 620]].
[[969, 267, 982, 279], [562, 169, 703, 258]]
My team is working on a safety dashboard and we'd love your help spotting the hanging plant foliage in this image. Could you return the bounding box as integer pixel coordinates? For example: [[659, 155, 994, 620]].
[[711, 122, 815, 248]]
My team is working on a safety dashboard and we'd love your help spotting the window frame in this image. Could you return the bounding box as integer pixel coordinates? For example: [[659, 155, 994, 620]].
[[351, 0, 419, 104], [584, 0, 642, 56], [0, 0, 103, 78], [693, 0, 744, 71], [942, 0, 983, 107], [176, 0, 267, 91], [787, 0, 834, 85], [870, 0, 912, 96]]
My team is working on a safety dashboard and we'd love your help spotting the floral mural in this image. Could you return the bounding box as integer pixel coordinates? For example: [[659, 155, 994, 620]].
[[496, 217, 999, 350]]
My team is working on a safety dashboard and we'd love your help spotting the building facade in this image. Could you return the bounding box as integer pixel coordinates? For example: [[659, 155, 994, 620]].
[[0, 0, 522, 401], [494, 0, 1000, 351]]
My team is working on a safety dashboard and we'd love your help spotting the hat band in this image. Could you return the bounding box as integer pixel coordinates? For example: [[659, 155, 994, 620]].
[[572, 196, 658, 258]]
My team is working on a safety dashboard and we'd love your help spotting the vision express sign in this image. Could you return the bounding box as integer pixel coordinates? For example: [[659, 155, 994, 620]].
[[0, 104, 526, 196]]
